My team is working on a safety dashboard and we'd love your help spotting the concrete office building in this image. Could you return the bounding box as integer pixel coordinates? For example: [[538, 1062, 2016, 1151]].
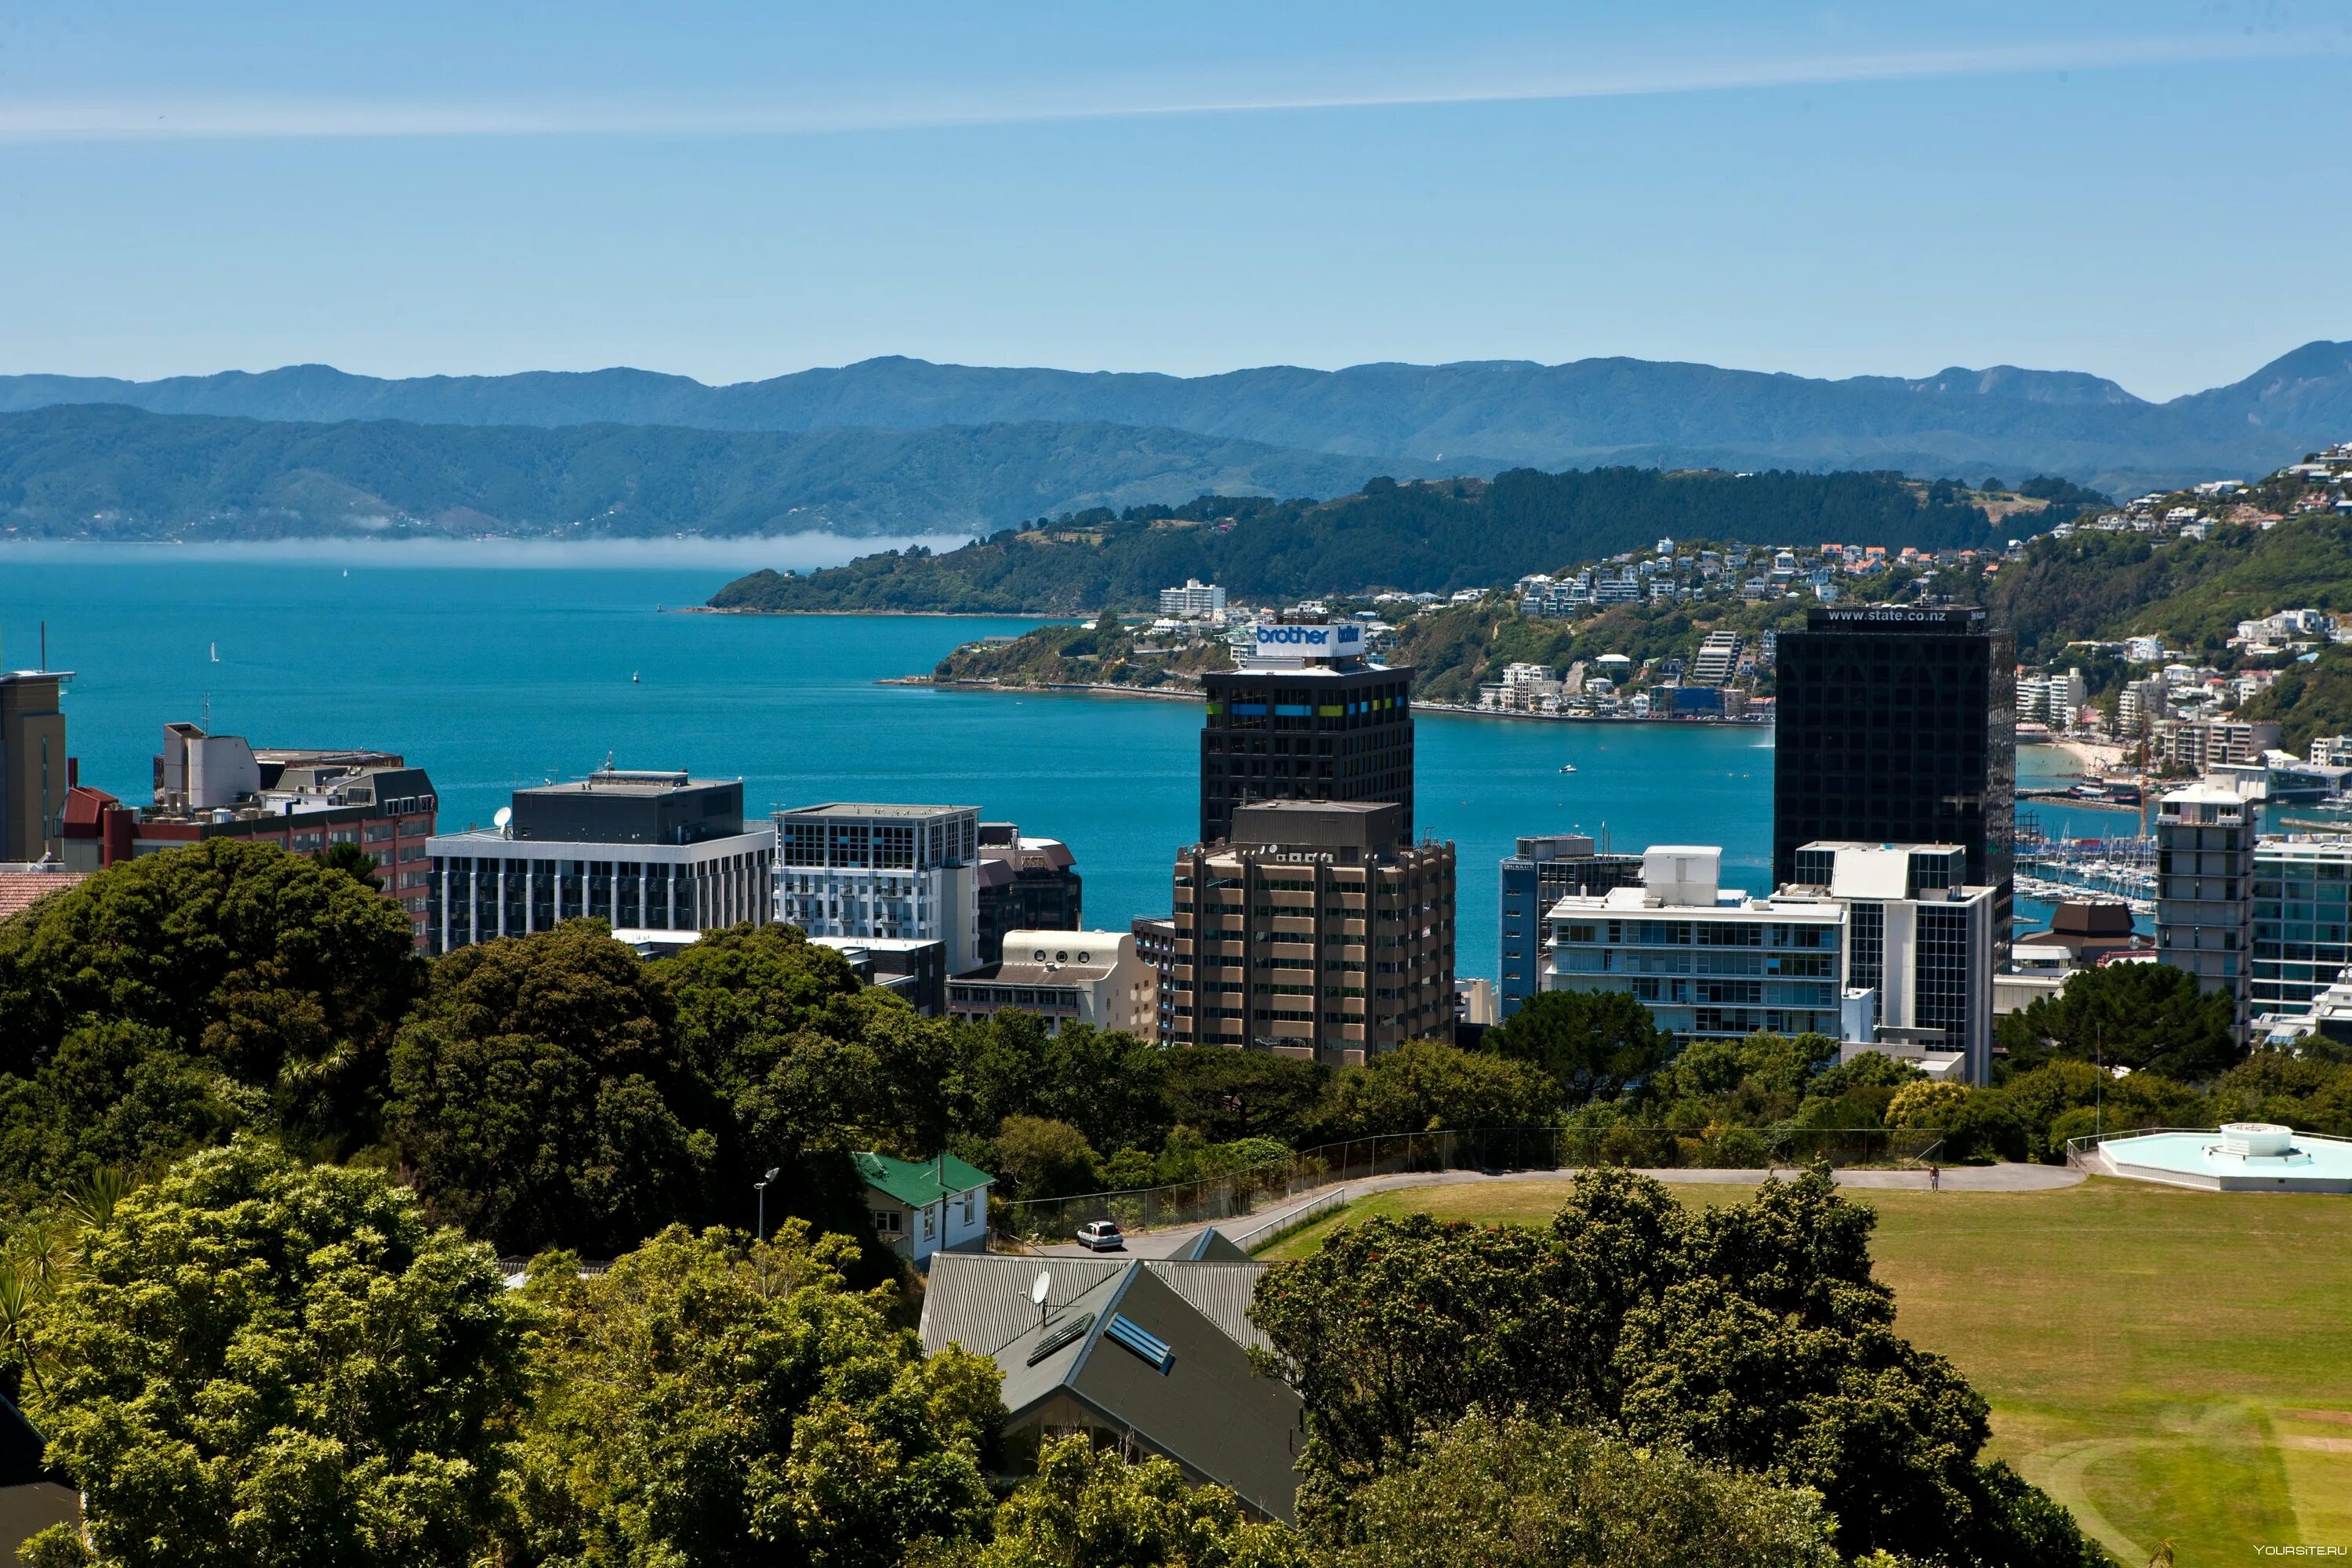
[[1772, 607, 2016, 903], [1199, 620, 1414, 845], [0, 669, 71, 864], [808, 935, 949, 1016], [1167, 800, 1454, 1065], [1782, 841, 1998, 1084], [2156, 786, 2254, 1036], [1131, 915, 1180, 1043], [2252, 836, 2352, 1021], [1497, 833, 1644, 1018], [946, 928, 1156, 1035], [975, 822, 1082, 964], [774, 802, 984, 975], [427, 766, 769, 956]]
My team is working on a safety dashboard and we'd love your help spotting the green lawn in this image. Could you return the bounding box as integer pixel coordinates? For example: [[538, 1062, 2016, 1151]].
[[1262, 1177, 2352, 1563]]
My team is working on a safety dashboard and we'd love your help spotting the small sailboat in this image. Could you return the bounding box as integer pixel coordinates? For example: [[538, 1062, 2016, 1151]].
[[1557, 761, 1577, 774], [209, 641, 220, 663], [631, 671, 641, 684]]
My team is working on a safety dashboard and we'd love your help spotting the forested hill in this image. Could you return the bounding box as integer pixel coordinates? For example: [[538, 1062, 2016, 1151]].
[[709, 467, 2073, 615], [0, 404, 1467, 540]]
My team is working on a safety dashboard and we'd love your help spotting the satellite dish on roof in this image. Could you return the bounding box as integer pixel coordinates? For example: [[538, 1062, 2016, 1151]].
[[1031, 1269, 1051, 1306], [493, 806, 513, 836]]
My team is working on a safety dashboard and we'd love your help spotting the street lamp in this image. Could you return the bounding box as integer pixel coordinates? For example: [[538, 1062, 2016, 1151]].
[[755, 1167, 781, 1242]]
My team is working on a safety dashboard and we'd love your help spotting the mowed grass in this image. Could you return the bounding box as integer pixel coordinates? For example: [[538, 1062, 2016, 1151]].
[[1262, 1176, 2352, 1563]]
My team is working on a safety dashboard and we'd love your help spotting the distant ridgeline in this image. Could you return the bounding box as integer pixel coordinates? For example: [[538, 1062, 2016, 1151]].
[[709, 468, 2101, 615]]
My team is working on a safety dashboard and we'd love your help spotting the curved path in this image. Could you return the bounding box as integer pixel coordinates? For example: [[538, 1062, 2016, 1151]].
[[1032, 1162, 2083, 1258]]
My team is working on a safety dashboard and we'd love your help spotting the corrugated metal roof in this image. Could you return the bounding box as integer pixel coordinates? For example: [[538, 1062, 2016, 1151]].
[[1142, 1261, 1272, 1351], [855, 1150, 993, 1208], [921, 1254, 1124, 1357]]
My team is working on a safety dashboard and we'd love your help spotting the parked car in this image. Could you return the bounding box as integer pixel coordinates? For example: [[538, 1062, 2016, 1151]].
[[1076, 1219, 1126, 1252]]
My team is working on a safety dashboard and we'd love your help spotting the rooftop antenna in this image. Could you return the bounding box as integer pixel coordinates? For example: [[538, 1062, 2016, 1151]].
[[494, 806, 514, 838], [1032, 1268, 1052, 1331], [201, 691, 211, 728], [39, 621, 45, 670]]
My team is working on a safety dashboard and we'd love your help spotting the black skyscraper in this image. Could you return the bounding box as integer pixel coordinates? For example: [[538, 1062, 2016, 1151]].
[[1199, 663, 1415, 844], [1773, 607, 2015, 893]]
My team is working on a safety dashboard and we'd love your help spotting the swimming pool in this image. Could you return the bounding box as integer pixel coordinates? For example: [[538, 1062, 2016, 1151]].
[[2079, 1123, 2352, 1193]]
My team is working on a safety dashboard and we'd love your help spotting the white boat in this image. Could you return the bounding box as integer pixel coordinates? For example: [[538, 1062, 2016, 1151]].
[[1558, 762, 1578, 774]]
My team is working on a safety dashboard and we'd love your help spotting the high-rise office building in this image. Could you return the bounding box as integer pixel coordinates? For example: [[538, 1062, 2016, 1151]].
[[428, 766, 769, 955], [773, 802, 983, 974], [1167, 800, 1454, 1064], [1772, 607, 2015, 898], [1497, 833, 1643, 1018], [0, 669, 71, 864], [2156, 786, 2253, 1036], [975, 822, 1082, 964], [1199, 620, 1414, 844]]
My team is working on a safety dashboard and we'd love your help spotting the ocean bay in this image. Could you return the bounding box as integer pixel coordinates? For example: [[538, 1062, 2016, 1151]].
[[1, 550, 2107, 978]]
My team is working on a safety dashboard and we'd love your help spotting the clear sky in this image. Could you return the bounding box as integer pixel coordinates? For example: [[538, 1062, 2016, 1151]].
[[3, 1, 2347, 397]]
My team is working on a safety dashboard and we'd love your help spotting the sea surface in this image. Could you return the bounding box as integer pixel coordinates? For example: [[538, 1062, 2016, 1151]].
[[1, 546, 2123, 980]]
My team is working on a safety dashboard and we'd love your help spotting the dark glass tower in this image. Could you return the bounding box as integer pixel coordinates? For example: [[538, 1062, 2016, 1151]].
[[1772, 607, 2015, 895], [1199, 662, 1414, 844]]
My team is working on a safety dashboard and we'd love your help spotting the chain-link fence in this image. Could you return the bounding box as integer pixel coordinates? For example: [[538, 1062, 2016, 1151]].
[[991, 1124, 1943, 1246]]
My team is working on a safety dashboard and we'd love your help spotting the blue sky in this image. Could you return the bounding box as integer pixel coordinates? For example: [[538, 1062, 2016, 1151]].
[[2, 2, 2347, 397]]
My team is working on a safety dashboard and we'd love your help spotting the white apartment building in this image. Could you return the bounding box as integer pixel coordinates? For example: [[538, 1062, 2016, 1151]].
[[774, 802, 983, 974], [1690, 631, 1742, 686], [944, 928, 1156, 1035], [1160, 579, 1228, 620], [1544, 842, 1994, 1083]]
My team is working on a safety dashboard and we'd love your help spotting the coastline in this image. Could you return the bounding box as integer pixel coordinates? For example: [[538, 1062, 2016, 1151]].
[[895, 676, 1776, 725], [677, 606, 1072, 619], [2049, 737, 2129, 775]]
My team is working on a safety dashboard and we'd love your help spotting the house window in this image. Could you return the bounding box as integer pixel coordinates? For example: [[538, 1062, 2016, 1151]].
[[922, 1207, 935, 1240], [870, 1209, 902, 1235], [960, 1192, 975, 1226]]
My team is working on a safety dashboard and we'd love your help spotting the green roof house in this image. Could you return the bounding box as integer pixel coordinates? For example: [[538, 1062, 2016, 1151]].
[[855, 1150, 993, 1265]]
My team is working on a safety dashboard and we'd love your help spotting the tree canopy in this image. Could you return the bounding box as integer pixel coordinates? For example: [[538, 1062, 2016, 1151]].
[[20, 1140, 529, 1568]]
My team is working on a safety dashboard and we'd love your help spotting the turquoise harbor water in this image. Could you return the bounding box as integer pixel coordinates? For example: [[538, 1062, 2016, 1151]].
[[1, 549, 2117, 978]]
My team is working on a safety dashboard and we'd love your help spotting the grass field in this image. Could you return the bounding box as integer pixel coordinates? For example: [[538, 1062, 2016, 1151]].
[[1262, 1177, 2352, 1563]]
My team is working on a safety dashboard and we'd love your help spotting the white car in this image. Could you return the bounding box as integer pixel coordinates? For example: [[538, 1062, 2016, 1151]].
[[1076, 1219, 1126, 1252]]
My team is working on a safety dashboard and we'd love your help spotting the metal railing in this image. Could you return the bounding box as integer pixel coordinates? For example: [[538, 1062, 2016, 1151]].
[[992, 1124, 1944, 1245], [1227, 1188, 1350, 1252]]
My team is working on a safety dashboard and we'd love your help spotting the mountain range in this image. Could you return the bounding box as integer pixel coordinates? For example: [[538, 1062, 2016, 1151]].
[[5, 340, 2348, 500], [2, 343, 2347, 542], [0, 405, 1482, 541]]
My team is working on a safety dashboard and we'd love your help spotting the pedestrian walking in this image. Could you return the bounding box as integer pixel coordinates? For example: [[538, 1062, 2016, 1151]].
[[1929, 1163, 1941, 1192]]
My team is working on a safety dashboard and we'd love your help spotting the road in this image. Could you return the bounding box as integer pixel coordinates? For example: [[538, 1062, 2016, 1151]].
[[1023, 1161, 2084, 1258]]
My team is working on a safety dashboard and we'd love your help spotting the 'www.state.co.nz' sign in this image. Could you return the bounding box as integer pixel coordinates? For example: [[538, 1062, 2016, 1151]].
[[1250, 622, 1364, 662]]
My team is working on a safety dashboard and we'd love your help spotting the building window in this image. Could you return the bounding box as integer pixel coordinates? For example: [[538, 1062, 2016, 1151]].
[[871, 1209, 902, 1235]]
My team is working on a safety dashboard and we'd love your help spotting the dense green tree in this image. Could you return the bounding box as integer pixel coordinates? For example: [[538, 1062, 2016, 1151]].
[[949, 1016, 1174, 1156], [1248, 1211, 1576, 1524], [1326, 1413, 1838, 1568], [1995, 962, 2238, 1079], [1483, 989, 1670, 1105], [389, 920, 714, 1255], [989, 1115, 1103, 1200], [664, 924, 957, 1175], [1310, 1040, 1560, 1140], [1252, 1167, 2106, 1566], [0, 1022, 254, 1197], [964, 1436, 1308, 1568], [313, 840, 383, 891], [1157, 1048, 1327, 1145], [501, 1222, 996, 1568], [21, 1141, 529, 1568], [0, 839, 422, 1149]]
